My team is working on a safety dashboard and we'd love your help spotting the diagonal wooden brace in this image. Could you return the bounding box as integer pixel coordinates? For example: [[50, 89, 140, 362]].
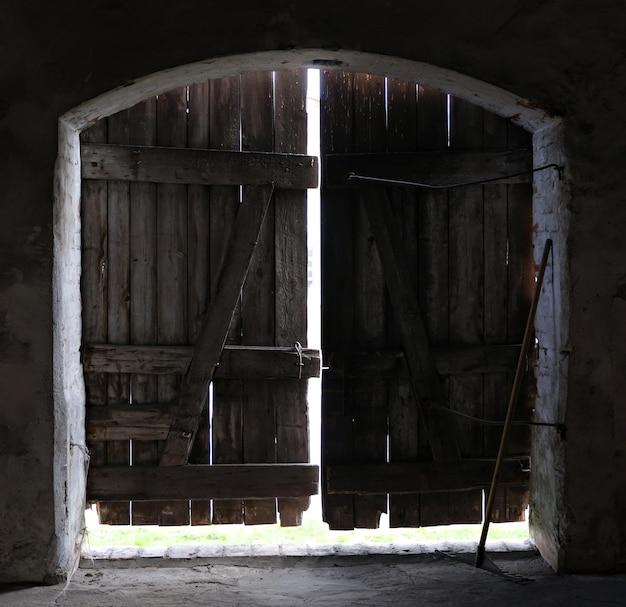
[[360, 187, 461, 462], [160, 184, 275, 465]]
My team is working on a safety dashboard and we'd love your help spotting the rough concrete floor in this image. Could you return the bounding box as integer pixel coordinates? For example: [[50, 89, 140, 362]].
[[2, 554, 626, 606]]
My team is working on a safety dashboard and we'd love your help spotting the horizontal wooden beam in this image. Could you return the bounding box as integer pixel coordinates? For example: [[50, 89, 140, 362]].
[[84, 344, 321, 379], [432, 344, 521, 375], [87, 464, 319, 501], [324, 149, 531, 189], [324, 344, 520, 377], [87, 406, 172, 440], [82, 143, 318, 189], [326, 460, 528, 495]]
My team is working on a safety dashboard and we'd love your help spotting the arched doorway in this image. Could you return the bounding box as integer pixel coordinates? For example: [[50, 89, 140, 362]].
[[53, 49, 568, 572]]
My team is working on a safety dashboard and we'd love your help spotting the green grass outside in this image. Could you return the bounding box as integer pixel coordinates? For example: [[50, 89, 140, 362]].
[[83, 518, 529, 550]]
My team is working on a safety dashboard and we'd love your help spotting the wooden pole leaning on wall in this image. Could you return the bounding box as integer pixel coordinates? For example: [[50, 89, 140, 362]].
[[475, 238, 553, 568]]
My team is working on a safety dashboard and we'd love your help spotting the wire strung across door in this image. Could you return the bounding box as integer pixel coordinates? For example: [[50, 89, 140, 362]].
[[346, 163, 563, 190]]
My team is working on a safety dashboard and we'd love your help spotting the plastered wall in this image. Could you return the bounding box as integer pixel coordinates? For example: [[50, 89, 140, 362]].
[[0, 0, 624, 581]]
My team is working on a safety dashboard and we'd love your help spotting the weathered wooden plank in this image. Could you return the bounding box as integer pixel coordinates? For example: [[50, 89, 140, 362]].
[[88, 465, 319, 501], [361, 187, 461, 463], [87, 405, 172, 440], [505, 121, 534, 520], [156, 87, 191, 525], [85, 343, 515, 378], [211, 381, 244, 523], [103, 109, 131, 525], [325, 149, 531, 188], [416, 88, 449, 344], [80, 121, 108, 511], [433, 344, 520, 376], [482, 110, 510, 523], [209, 75, 244, 525], [187, 81, 211, 353], [84, 344, 321, 378], [128, 97, 160, 525], [159, 184, 275, 466], [324, 349, 403, 378], [87, 392, 327, 441], [416, 86, 452, 526], [386, 77, 420, 528], [324, 345, 520, 378], [81, 143, 318, 189], [327, 461, 528, 495], [447, 95, 485, 524], [352, 72, 388, 529], [240, 71, 277, 525], [321, 70, 356, 530], [187, 81, 212, 525], [274, 69, 310, 527], [484, 371, 509, 522]]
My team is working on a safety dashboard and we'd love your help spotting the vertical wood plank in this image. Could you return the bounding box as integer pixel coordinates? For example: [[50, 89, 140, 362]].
[[81, 122, 108, 520], [449, 97, 484, 523], [352, 73, 387, 529], [321, 70, 355, 530], [240, 71, 277, 525], [417, 86, 452, 526], [505, 121, 533, 520], [102, 109, 131, 525], [128, 98, 160, 525], [447, 95, 484, 524], [274, 69, 310, 527], [482, 111, 509, 523], [210, 76, 244, 525], [156, 87, 190, 526], [187, 82, 211, 525], [386, 78, 421, 528]]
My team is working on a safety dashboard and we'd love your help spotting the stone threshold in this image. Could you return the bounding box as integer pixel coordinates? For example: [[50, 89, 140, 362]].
[[81, 538, 536, 568]]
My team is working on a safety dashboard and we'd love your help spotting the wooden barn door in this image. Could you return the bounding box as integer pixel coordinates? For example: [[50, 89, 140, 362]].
[[81, 69, 319, 527], [320, 71, 534, 529]]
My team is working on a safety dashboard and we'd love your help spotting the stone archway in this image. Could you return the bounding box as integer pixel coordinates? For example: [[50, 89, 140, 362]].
[[53, 49, 568, 576]]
